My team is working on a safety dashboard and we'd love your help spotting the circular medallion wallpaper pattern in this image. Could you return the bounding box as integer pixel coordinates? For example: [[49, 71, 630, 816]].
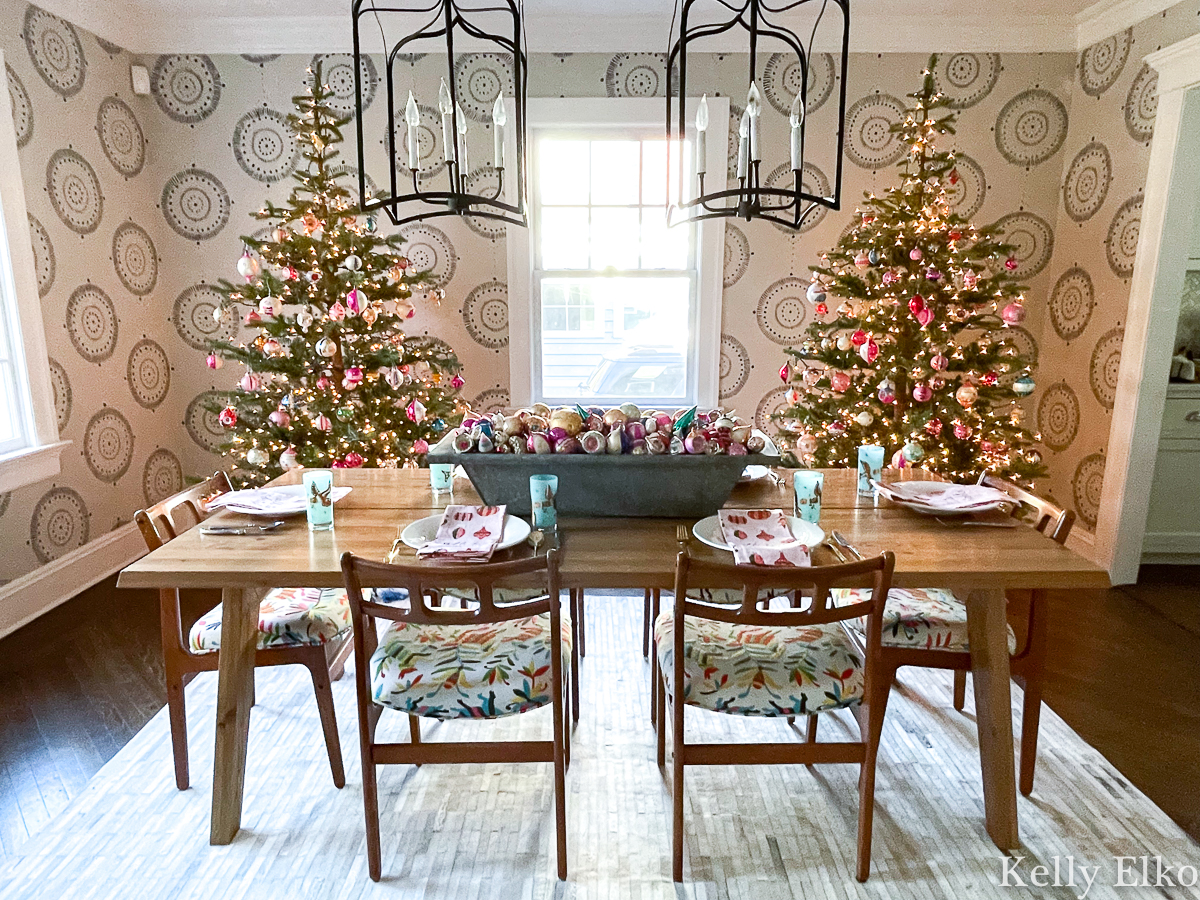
[[143, 449, 184, 506], [311, 54, 376, 118], [95, 37, 123, 56], [233, 107, 299, 183], [127, 339, 171, 409], [1124, 64, 1158, 142], [1080, 29, 1131, 97], [7, 64, 32, 148], [96, 97, 145, 177], [1036, 382, 1080, 452], [161, 168, 230, 241], [31, 487, 89, 564], [944, 153, 987, 219], [461, 281, 509, 349], [1072, 453, 1106, 531], [241, 54, 280, 64], [762, 52, 836, 117], [112, 222, 158, 296], [719, 333, 750, 399], [1062, 142, 1111, 223], [186, 391, 227, 453], [1049, 267, 1095, 341], [463, 167, 506, 240], [1105, 195, 1141, 278], [455, 52, 515, 120], [29, 213, 54, 298], [470, 388, 509, 415], [48, 358, 71, 431], [764, 163, 829, 234], [172, 284, 236, 350], [994, 89, 1068, 166], [605, 53, 666, 98], [844, 94, 908, 170], [755, 385, 791, 433], [1089, 327, 1124, 410], [934, 53, 1000, 109], [756, 277, 809, 345], [726, 103, 744, 180], [397, 223, 456, 288], [992, 212, 1054, 279], [390, 103, 447, 181], [723, 224, 750, 288], [23, 7, 86, 98], [84, 408, 134, 483], [152, 54, 221, 123], [47, 149, 104, 235], [66, 284, 118, 362]]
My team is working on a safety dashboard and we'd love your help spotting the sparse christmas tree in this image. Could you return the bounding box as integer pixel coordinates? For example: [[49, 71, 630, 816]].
[[774, 58, 1044, 484], [207, 65, 465, 485]]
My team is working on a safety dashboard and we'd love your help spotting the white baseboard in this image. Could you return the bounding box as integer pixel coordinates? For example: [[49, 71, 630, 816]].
[[0, 523, 147, 640]]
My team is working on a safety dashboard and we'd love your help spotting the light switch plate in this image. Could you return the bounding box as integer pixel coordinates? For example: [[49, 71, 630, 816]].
[[130, 64, 150, 96]]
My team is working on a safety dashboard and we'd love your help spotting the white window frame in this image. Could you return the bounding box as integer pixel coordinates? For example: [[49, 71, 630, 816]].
[[507, 96, 729, 409], [0, 50, 68, 492]]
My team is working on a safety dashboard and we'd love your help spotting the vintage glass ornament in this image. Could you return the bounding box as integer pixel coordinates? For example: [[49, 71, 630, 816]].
[[815, 302, 828, 316], [360, 306, 378, 326], [931, 353, 949, 371], [779, 362, 791, 383], [343, 254, 362, 272], [859, 338, 879, 364], [296, 309, 314, 329], [1001, 302, 1026, 325], [925, 417, 943, 437], [981, 371, 999, 386], [258, 295, 281, 317], [1004, 256, 1019, 271], [909, 246, 923, 261], [329, 301, 347, 322], [912, 381, 932, 402], [916, 306, 934, 327], [868, 249, 881, 265], [407, 399, 426, 423], [218, 406, 238, 427], [268, 408, 290, 428], [877, 378, 896, 404], [948, 229, 963, 242], [855, 410, 874, 427], [851, 329, 868, 346], [963, 270, 978, 289], [882, 270, 898, 286], [244, 310, 261, 326], [236, 252, 260, 279], [803, 368, 822, 387], [901, 441, 925, 463], [925, 267, 941, 281], [345, 289, 365, 314], [272, 226, 289, 243], [956, 381, 979, 408], [205, 352, 222, 370], [342, 366, 364, 389], [314, 413, 332, 432], [1013, 374, 1036, 396], [830, 371, 851, 393], [279, 447, 299, 470], [798, 433, 818, 455], [836, 333, 854, 352], [806, 283, 826, 302], [862, 213, 875, 225], [953, 421, 972, 440], [239, 371, 262, 392], [384, 367, 402, 389], [245, 448, 268, 467], [316, 338, 338, 358], [305, 269, 321, 284], [908, 294, 925, 316], [854, 251, 871, 269], [262, 339, 283, 357], [336, 406, 355, 421], [450, 374, 465, 389]]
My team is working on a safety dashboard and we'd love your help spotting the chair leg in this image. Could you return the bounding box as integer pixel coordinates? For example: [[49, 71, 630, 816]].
[[408, 714, 421, 744], [952, 670, 967, 711], [165, 668, 190, 791], [642, 589, 652, 658], [328, 635, 352, 682], [570, 616, 581, 724], [308, 660, 346, 789], [576, 590, 586, 659], [552, 680, 568, 880], [655, 670, 666, 769], [806, 714, 818, 743], [362, 745, 382, 882], [855, 667, 893, 883], [671, 697, 685, 882]]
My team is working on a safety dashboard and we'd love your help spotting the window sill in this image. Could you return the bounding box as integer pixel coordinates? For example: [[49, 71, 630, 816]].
[[0, 440, 71, 492]]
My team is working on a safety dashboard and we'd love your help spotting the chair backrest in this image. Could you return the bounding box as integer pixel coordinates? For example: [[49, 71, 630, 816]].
[[340, 549, 562, 627], [134, 471, 233, 551], [978, 473, 1075, 545]]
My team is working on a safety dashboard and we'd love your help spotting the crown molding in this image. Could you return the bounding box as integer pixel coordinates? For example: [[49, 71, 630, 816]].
[[1145, 32, 1200, 94], [1075, 0, 1179, 50]]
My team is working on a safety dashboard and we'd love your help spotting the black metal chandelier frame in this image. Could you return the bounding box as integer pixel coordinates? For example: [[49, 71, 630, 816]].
[[666, 0, 850, 229], [351, 0, 529, 229]]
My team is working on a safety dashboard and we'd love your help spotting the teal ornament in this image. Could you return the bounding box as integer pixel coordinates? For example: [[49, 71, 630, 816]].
[[673, 405, 697, 434], [366, 215, 378, 233], [432, 418, 446, 431], [1013, 374, 1036, 397], [868, 249, 881, 265], [901, 441, 925, 463], [280, 392, 294, 408]]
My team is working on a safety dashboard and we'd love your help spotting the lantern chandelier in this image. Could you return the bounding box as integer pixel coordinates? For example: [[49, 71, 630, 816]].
[[351, 0, 529, 228], [666, 0, 850, 229]]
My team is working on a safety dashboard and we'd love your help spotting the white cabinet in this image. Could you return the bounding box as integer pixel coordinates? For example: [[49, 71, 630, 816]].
[[1144, 383, 1200, 561]]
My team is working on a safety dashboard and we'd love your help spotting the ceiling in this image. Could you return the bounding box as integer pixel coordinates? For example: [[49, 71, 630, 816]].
[[32, 0, 1163, 55]]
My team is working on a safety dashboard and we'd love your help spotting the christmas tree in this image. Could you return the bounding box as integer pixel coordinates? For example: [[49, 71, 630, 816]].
[[774, 58, 1044, 484], [207, 65, 465, 485]]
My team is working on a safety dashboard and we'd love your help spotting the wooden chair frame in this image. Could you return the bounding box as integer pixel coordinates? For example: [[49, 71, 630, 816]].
[[340, 549, 569, 882], [657, 549, 896, 882], [134, 471, 349, 792], [880, 473, 1076, 797]]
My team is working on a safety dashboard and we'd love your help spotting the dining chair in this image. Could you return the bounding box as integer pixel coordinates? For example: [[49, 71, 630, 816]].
[[833, 473, 1074, 796], [340, 549, 571, 882], [656, 547, 896, 882], [134, 471, 351, 792]]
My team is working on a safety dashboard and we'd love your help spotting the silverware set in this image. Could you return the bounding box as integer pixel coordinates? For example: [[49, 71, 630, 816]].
[[822, 530, 864, 562]]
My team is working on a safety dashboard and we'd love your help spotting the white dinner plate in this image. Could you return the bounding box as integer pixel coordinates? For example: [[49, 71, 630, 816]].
[[207, 484, 352, 518], [872, 481, 1013, 517], [739, 465, 773, 483], [400, 513, 531, 551], [692, 514, 824, 551]]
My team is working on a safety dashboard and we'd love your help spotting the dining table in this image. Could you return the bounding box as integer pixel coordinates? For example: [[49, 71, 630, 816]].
[[117, 465, 1110, 852]]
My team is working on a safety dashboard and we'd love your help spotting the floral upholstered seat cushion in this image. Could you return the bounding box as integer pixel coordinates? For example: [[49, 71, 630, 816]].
[[654, 611, 864, 717], [833, 587, 1017, 654], [188, 587, 351, 653], [370, 613, 572, 720]]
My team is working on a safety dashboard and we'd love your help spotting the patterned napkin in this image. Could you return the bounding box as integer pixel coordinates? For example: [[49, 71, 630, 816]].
[[718, 509, 812, 567], [417, 505, 507, 562]]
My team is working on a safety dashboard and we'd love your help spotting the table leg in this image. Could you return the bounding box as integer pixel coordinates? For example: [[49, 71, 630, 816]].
[[965, 587, 1019, 851], [210, 586, 263, 845]]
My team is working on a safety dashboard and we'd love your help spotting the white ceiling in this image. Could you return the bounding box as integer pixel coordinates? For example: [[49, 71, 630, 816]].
[[31, 0, 1168, 55]]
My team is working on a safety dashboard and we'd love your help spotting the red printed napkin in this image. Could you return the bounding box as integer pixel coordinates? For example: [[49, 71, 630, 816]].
[[417, 505, 507, 562], [718, 509, 812, 567]]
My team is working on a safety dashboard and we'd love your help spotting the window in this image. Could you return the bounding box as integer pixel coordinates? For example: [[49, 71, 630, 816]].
[[0, 50, 67, 492], [508, 98, 728, 410]]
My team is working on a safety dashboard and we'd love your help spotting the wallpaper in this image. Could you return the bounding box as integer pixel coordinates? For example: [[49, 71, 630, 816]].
[[1037, 0, 1200, 532], [1, 1, 1193, 588]]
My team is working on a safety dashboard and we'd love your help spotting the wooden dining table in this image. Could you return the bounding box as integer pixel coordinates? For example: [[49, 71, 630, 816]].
[[117, 465, 1109, 853]]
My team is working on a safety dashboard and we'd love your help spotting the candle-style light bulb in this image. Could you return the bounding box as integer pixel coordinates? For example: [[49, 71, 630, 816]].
[[747, 81, 762, 162], [789, 93, 804, 172], [438, 78, 455, 163], [492, 95, 507, 169], [456, 102, 469, 175], [404, 91, 420, 171], [736, 107, 750, 181], [694, 94, 709, 177]]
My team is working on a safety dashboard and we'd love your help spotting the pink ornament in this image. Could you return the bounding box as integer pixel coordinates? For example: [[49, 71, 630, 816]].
[[859, 338, 879, 364], [206, 353, 222, 370], [413, 439, 430, 454], [450, 374, 465, 389], [926, 417, 943, 437], [406, 306, 416, 319], [1001, 302, 1026, 325], [218, 406, 238, 427], [346, 289, 365, 313], [343, 452, 364, 468], [913, 382, 932, 402], [262, 339, 283, 357], [779, 362, 791, 383], [882, 270, 898, 285], [269, 408, 291, 428], [329, 301, 346, 322], [908, 294, 925, 316], [286, 266, 298, 281], [909, 247, 923, 261], [916, 307, 935, 327], [981, 371, 999, 387], [407, 399, 426, 423], [316, 375, 332, 391], [786, 388, 803, 404], [314, 413, 332, 432], [279, 447, 299, 469], [258, 296, 281, 317], [830, 371, 851, 393], [829, 421, 846, 434], [236, 251, 259, 280], [953, 422, 972, 440], [244, 310, 261, 326], [981, 441, 996, 453], [798, 433, 818, 455], [239, 372, 261, 392], [861, 213, 875, 225], [854, 251, 871, 269], [342, 366, 364, 389], [1004, 256, 1019, 271], [956, 381, 979, 408], [963, 270, 978, 289], [931, 353, 949, 371], [925, 267, 942, 281], [851, 329, 867, 346]]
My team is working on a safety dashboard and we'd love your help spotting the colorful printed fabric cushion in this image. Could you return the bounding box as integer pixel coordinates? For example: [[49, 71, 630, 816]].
[[833, 587, 1017, 653], [188, 587, 351, 653], [654, 611, 864, 717], [371, 613, 572, 720]]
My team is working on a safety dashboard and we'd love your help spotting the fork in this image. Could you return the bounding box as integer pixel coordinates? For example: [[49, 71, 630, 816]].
[[676, 524, 690, 547], [386, 525, 403, 564]]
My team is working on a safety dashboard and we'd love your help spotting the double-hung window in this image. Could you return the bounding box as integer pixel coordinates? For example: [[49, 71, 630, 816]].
[[508, 97, 728, 410]]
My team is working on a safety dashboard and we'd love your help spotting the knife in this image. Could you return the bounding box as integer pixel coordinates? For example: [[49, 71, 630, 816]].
[[831, 530, 864, 561], [199, 520, 285, 536]]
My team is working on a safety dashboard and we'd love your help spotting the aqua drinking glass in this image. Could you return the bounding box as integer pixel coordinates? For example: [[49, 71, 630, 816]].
[[529, 474, 558, 531], [857, 445, 884, 496], [429, 463, 454, 496], [793, 470, 824, 524], [303, 469, 335, 531]]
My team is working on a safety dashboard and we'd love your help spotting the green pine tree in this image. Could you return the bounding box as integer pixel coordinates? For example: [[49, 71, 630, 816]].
[[774, 57, 1045, 484]]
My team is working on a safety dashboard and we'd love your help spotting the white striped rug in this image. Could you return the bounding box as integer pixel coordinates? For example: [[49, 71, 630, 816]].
[[2, 596, 1196, 900]]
